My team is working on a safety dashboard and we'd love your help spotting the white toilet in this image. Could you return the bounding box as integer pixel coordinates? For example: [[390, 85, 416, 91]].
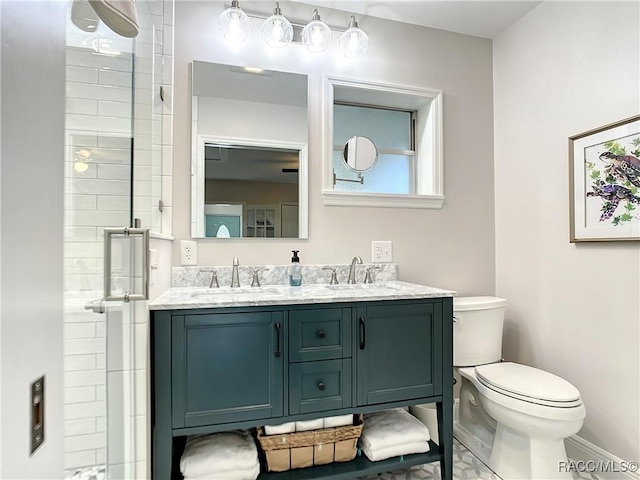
[[453, 296, 586, 480]]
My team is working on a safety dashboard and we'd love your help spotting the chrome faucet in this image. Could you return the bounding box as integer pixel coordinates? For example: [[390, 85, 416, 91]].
[[347, 256, 363, 284], [231, 257, 240, 287]]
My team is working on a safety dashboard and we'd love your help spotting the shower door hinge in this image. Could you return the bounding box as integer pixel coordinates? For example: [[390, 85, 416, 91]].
[[159, 86, 165, 102], [158, 199, 164, 212]]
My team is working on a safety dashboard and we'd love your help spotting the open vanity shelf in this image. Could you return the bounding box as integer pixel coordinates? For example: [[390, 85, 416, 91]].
[[150, 290, 453, 480]]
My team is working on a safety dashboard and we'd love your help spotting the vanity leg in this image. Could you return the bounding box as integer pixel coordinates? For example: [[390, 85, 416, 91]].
[[152, 313, 173, 479], [437, 400, 453, 480]]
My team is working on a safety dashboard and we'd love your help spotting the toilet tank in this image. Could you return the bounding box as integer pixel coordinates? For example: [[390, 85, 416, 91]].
[[453, 296, 507, 367]]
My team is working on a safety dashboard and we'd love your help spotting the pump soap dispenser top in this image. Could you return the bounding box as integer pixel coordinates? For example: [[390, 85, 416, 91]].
[[289, 250, 302, 286]]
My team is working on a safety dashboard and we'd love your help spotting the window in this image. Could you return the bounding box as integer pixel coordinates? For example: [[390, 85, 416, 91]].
[[322, 77, 444, 208], [333, 104, 415, 194]]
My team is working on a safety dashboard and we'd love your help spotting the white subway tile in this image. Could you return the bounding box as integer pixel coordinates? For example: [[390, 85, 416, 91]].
[[65, 162, 98, 179], [135, 369, 147, 416], [67, 133, 98, 148], [67, 98, 98, 116], [64, 400, 106, 420], [133, 181, 152, 197], [65, 369, 105, 388], [65, 323, 96, 339], [65, 386, 96, 404], [67, 48, 132, 72], [65, 338, 105, 356], [67, 81, 131, 103], [134, 323, 148, 370], [70, 178, 130, 196], [97, 195, 129, 211], [98, 100, 131, 119], [65, 194, 97, 211], [64, 450, 95, 470], [64, 226, 98, 242], [96, 447, 106, 464], [64, 258, 99, 275], [96, 385, 106, 402], [65, 432, 106, 453], [97, 135, 131, 149], [67, 114, 131, 134], [161, 206, 172, 234], [96, 353, 105, 369], [63, 242, 102, 258], [162, 114, 172, 146], [96, 322, 106, 338], [65, 418, 96, 437], [164, 1, 174, 26], [162, 175, 173, 207], [96, 416, 106, 433], [97, 164, 130, 180], [162, 146, 172, 175], [64, 354, 96, 372], [66, 65, 99, 84], [99, 69, 132, 88], [63, 274, 100, 292]]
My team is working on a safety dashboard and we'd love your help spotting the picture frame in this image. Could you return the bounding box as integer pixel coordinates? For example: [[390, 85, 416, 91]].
[[569, 115, 640, 242]]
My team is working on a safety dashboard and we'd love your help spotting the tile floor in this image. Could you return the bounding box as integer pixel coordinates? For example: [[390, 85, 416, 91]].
[[64, 438, 602, 480]]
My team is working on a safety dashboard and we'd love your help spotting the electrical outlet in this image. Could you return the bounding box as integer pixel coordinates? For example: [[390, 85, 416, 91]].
[[180, 240, 197, 266], [372, 241, 393, 263]]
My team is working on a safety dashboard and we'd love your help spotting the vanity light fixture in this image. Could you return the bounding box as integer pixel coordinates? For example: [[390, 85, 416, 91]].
[[301, 9, 331, 53], [261, 2, 293, 48], [218, 2, 368, 58], [218, 0, 251, 43], [74, 148, 92, 173], [339, 16, 368, 59]]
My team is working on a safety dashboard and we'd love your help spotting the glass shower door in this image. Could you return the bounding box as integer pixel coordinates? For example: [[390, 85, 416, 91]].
[[64, 1, 163, 478]]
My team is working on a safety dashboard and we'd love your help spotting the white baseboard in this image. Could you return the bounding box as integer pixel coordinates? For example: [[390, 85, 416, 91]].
[[564, 435, 639, 480]]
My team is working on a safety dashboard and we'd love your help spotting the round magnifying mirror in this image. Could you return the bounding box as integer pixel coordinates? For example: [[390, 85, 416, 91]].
[[343, 136, 378, 172]]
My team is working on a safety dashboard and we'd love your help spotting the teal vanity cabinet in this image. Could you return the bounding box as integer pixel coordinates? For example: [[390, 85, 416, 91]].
[[356, 302, 442, 406], [151, 296, 453, 480], [170, 311, 284, 428]]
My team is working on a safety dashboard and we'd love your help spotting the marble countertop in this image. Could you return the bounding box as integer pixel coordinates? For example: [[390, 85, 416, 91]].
[[149, 281, 456, 311]]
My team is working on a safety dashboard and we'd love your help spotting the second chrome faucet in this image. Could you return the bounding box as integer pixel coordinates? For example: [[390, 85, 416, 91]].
[[231, 256, 240, 287], [347, 256, 363, 284]]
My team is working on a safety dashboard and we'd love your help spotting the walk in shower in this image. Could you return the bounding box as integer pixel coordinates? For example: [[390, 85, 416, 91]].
[[63, 1, 173, 477]]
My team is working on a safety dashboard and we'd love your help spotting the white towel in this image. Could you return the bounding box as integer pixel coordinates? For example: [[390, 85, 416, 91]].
[[180, 431, 259, 480], [359, 408, 431, 461], [88, 0, 139, 37], [323, 414, 353, 428], [295, 418, 324, 432], [264, 422, 296, 435]]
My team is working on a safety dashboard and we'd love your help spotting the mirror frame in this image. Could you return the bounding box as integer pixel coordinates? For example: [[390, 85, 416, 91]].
[[192, 134, 308, 239], [321, 76, 444, 208]]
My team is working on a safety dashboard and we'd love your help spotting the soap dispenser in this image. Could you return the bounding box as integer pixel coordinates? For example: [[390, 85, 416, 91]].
[[289, 250, 302, 286]]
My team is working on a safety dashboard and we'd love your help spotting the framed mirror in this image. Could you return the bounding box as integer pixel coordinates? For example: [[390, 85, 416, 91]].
[[191, 61, 308, 238]]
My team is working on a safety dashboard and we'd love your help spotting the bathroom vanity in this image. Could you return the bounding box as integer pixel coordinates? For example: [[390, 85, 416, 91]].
[[150, 282, 454, 480]]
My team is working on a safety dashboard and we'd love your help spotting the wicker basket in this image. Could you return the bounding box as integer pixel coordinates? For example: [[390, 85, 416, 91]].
[[257, 415, 364, 472]]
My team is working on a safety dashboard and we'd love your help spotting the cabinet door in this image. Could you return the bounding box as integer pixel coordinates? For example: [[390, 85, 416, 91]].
[[356, 301, 442, 406], [289, 308, 351, 362], [171, 311, 284, 428]]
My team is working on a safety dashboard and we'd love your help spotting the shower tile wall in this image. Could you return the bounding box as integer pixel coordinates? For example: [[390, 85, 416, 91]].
[[63, 0, 174, 472]]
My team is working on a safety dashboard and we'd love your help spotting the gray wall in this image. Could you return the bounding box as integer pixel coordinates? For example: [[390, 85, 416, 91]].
[[172, 1, 496, 295], [494, 1, 639, 461], [1, 2, 65, 477]]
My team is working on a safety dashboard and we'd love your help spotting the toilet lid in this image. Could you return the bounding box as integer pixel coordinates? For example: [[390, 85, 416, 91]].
[[475, 362, 582, 407]]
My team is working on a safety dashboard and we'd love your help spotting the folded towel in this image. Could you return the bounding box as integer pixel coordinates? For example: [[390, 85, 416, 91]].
[[180, 431, 259, 479], [88, 0, 139, 37], [295, 418, 324, 432], [323, 414, 353, 428], [361, 440, 430, 462], [359, 408, 430, 460], [264, 422, 296, 435]]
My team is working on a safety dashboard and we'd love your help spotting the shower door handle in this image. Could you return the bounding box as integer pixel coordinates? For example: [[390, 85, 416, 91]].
[[104, 226, 150, 302]]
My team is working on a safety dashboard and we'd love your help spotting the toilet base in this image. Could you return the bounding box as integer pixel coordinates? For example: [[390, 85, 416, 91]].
[[491, 423, 573, 480]]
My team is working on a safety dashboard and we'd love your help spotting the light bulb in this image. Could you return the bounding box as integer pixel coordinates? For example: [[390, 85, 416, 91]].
[[218, 0, 251, 43], [262, 2, 293, 48], [74, 161, 89, 173], [339, 16, 368, 58], [302, 9, 331, 53]]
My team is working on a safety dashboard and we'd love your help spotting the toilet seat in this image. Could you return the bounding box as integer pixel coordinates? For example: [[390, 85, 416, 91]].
[[475, 362, 583, 408]]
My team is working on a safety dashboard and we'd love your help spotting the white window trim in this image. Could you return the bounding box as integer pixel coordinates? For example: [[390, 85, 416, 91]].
[[322, 76, 444, 208]]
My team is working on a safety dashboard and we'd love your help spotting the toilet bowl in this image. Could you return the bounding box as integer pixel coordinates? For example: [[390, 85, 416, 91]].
[[452, 297, 586, 480]]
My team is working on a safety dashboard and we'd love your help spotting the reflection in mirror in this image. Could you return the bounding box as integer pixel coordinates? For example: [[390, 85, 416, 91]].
[[343, 136, 378, 172], [191, 61, 308, 239], [203, 143, 300, 238]]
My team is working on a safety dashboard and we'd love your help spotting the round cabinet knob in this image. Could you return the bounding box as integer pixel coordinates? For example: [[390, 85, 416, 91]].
[[317, 330, 326, 339], [318, 382, 326, 391]]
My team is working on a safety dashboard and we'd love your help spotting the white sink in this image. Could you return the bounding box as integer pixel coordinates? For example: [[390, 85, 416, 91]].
[[190, 287, 282, 297]]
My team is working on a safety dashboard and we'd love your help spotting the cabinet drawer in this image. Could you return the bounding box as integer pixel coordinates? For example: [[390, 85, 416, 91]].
[[289, 359, 352, 415], [289, 308, 351, 362]]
